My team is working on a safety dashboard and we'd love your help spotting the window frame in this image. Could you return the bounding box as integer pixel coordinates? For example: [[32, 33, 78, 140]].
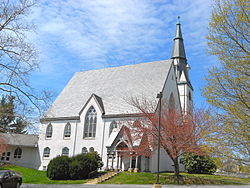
[[82, 147, 88, 154], [61, 147, 69, 157], [89, 147, 94, 153], [64, 122, 71, 139], [83, 106, 97, 138], [43, 147, 50, 158], [14, 147, 22, 159], [46, 123, 53, 139], [109, 121, 117, 136]]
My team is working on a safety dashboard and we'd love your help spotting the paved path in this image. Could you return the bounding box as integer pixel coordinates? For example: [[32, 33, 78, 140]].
[[21, 184, 250, 188]]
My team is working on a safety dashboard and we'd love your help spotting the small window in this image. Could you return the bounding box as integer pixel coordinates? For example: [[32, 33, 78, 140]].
[[82, 147, 88, 154], [64, 122, 71, 138], [89, 147, 94, 153], [6, 152, 10, 161], [109, 121, 117, 136], [1, 152, 6, 161], [46, 124, 53, 138], [43, 166, 47, 171], [43, 147, 50, 158], [14, 148, 22, 158], [62, 147, 69, 157], [188, 91, 192, 101]]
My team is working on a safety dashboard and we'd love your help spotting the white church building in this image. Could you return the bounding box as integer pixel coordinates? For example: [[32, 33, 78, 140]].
[[1, 20, 193, 172]]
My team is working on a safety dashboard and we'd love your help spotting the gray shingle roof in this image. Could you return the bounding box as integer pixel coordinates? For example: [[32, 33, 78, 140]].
[[0, 133, 38, 147], [45, 60, 172, 118]]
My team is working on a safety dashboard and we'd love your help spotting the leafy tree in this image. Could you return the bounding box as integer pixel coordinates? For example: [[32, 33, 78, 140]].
[[0, 0, 50, 116], [0, 95, 28, 133], [204, 0, 250, 163], [182, 153, 217, 174]]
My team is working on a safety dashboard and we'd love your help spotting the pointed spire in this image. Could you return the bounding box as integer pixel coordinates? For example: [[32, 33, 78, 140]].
[[171, 16, 186, 59]]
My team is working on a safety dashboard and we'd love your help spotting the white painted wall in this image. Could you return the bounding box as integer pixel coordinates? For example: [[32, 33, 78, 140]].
[[1, 146, 40, 169], [37, 63, 191, 172]]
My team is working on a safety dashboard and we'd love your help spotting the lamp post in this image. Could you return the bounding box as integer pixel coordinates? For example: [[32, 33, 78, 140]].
[[155, 92, 162, 187]]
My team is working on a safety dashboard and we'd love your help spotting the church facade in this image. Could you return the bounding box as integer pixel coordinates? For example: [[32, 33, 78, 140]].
[[1, 21, 193, 172]]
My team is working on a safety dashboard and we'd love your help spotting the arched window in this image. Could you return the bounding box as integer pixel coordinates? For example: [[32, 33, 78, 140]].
[[83, 106, 97, 138], [109, 121, 117, 136], [188, 91, 192, 101], [43, 147, 50, 158], [14, 148, 22, 158], [82, 147, 88, 154], [64, 122, 71, 138], [169, 93, 175, 111], [62, 147, 69, 156], [89, 147, 94, 152], [46, 123, 53, 138]]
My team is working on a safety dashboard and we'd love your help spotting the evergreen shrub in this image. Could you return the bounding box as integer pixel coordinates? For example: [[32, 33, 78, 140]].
[[47, 156, 71, 180], [47, 152, 103, 180], [183, 153, 217, 174]]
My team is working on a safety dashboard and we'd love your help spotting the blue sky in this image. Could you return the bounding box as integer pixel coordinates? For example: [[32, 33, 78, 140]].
[[28, 0, 217, 109]]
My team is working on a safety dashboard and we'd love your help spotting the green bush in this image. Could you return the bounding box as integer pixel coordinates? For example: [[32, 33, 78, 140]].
[[47, 152, 103, 180], [182, 153, 217, 174], [69, 152, 103, 179], [47, 156, 71, 180]]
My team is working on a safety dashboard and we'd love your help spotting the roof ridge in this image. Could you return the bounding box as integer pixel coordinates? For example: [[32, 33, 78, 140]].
[[76, 59, 172, 74]]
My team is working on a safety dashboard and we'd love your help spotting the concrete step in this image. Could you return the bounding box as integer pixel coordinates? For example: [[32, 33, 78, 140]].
[[85, 171, 120, 184]]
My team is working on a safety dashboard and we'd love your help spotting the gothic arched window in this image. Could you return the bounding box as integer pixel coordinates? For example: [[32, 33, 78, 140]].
[[14, 147, 22, 158], [188, 91, 192, 101], [46, 123, 53, 138], [109, 121, 117, 136], [43, 147, 50, 158], [82, 147, 88, 154], [89, 147, 95, 152], [169, 93, 175, 111], [83, 106, 97, 138], [64, 122, 71, 138], [62, 147, 69, 156]]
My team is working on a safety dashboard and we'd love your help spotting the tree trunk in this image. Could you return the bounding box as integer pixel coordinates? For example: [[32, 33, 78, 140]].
[[173, 157, 180, 185]]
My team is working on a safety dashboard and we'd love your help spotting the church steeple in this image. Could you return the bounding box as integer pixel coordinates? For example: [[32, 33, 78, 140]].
[[171, 17, 193, 114], [171, 16, 186, 59]]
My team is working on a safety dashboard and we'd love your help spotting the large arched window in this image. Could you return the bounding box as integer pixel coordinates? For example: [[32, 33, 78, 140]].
[[64, 122, 71, 138], [14, 147, 22, 158], [46, 123, 53, 138], [82, 147, 88, 154], [62, 147, 69, 157], [109, 121, 117, 136], [43, 147, 50, 158], [83, 106, 97, 138], [169, 93, 175, 111]]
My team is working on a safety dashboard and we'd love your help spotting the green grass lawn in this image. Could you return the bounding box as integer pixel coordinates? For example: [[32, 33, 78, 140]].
[[102, 171, 250, 185], [0, 165, 87, 184]]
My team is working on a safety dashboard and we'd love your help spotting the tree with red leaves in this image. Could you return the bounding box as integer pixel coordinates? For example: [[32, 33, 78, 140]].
[[127, 97, 213, 183]]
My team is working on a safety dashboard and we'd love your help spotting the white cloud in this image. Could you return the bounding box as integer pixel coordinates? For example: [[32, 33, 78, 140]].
[[28, 0, 216, 105]]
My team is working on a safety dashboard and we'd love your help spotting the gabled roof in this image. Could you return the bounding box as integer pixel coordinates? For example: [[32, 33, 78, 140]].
[[79, 94, 105, 115], [44, 60, 172, 118], [0, 133, 38, 147]]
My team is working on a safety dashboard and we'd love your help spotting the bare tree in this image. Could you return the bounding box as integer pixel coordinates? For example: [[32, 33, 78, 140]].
[[0, 0, 51, 117]]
